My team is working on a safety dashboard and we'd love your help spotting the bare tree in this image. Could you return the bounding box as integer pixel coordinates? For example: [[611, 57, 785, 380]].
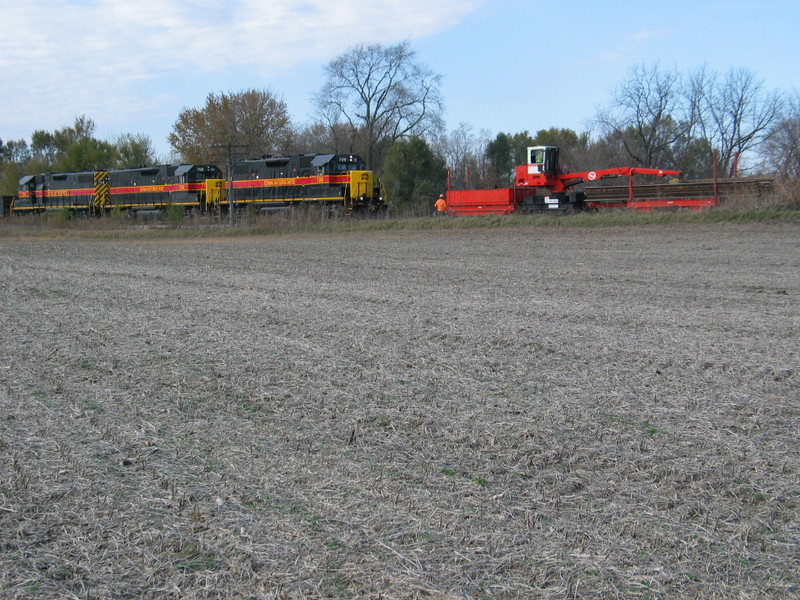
[[314, 41, 443, 170], [763, 92, 800, 179], [169, 89, 292, 164], [695, 67, 782, 176], [595, 63, 785, 177], [430, 123, 486, 189], [595, 63, 695, 169]]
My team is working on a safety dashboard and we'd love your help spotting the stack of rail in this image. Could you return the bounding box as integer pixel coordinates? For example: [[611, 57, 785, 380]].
[[584, 176, 773, 211]]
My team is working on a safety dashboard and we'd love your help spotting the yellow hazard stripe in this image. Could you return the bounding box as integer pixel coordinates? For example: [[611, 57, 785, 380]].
[[94, 171, 110, 207]]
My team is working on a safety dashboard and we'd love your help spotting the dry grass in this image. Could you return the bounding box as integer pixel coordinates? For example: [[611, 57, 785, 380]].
[[0, 222, 798, 599], [771, 179, 800, 210]]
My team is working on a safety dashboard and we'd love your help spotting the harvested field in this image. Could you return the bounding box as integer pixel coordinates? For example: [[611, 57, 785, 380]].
[[0, 222, 798, 599]]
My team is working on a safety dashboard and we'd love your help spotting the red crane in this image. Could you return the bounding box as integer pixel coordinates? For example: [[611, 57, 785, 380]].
[[515, 145, 681, 192], [446, 145, 685, 215]]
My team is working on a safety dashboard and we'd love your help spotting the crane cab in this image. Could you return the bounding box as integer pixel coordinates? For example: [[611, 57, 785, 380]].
[[526, 146, 560, 176], [517, 145, 560, 188]]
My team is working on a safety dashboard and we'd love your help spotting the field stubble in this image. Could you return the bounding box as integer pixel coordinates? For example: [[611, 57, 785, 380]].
[[0, 223, 798, 599]]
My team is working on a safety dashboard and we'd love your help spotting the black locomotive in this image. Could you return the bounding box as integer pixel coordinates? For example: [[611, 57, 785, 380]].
[[11, 153, 384, 216], [230, 153, 383, 215], [15, 164, 224, 214]]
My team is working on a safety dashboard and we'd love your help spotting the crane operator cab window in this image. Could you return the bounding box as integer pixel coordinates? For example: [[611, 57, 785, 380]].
[[530, 148, 546, 166], [527, 146, 560, 176]]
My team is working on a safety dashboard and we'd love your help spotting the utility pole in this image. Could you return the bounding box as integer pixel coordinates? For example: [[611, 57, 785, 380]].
[[212, 143, 247, 226]]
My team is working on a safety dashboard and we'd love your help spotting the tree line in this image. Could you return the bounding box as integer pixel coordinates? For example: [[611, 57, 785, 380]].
[[2, 42, 798, 214]]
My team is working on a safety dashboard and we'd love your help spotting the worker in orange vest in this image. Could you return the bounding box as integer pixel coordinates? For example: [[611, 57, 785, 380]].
[[435, 194, 447, 215]]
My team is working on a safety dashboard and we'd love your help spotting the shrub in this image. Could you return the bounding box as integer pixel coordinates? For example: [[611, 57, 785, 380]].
[[166, 203, 185, 227]]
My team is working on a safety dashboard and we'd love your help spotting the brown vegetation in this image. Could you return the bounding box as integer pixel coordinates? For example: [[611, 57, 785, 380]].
[[1, 222, 798, 599]]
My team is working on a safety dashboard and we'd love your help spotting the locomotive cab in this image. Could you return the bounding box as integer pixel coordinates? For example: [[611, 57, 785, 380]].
[[311, 153, 366, 175], [173, 164, 225, 210], [18, 175, 37, 207]]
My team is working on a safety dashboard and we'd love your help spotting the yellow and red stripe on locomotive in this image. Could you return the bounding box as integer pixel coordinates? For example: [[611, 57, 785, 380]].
[[228, 153, 382, 215], [14, 164, 224, 214], [11, 153, 384, 216]]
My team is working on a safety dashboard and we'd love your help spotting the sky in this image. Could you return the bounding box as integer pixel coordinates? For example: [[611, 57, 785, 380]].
[[1, 0, 798, 160]]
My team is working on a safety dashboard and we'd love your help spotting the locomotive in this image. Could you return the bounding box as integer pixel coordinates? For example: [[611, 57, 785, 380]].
[[229, 153, 383, 215], [11, 153, 384, 216], [15, 164, 224, 215]]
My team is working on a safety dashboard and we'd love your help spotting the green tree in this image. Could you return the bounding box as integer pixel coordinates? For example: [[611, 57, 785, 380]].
[[58, 137, 117, 172], [28, 115, 120, 172], [530, 127, 590, 171], [7, 117, 158, 195], [0, 138, 30, 164], [484, 132, 513, 185], [114, 133, 156, 167], [381, 136, 447, 214], [0, 161, 23, 196], [0, 138, 30, 196], [31, 115, 92, 168], [485, 131, 536, 186], [169, 89, 292, 164]]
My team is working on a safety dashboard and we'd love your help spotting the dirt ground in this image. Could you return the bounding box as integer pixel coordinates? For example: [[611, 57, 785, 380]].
[[1, 222, 798, 599]]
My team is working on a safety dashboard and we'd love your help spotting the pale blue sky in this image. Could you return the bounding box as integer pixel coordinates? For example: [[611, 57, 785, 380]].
[[1, 0, 797, 159]]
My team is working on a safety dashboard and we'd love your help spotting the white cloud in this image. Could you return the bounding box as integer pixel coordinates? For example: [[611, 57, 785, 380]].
[[0, 0, 490, 143]]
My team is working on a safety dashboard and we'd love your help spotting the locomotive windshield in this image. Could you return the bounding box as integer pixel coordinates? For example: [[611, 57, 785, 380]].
[[312, 154, 366, 174], [175, 164, 223, 183], [333, 156, 365, 172]]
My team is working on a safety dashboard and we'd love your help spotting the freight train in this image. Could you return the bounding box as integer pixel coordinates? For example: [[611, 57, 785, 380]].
[[11, 153, 385, 216]]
